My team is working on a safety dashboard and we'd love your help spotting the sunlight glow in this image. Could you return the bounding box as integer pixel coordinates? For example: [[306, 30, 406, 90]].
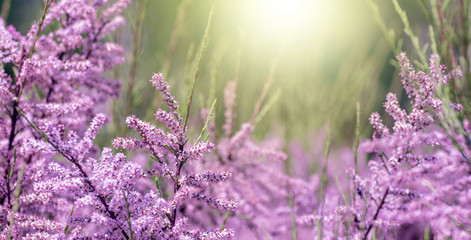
[[252, 0, 312, 36]]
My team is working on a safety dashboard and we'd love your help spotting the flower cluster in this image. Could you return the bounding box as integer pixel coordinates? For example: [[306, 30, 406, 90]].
[[112, 73, 237, 239], [193, 82, 320, 239], [2, 0, 471, 239], [0, 0, 129, 238], [296, 53, 471, 239]]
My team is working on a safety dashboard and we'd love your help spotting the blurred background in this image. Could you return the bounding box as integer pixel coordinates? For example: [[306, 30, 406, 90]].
[[2, 0, 443, 147]]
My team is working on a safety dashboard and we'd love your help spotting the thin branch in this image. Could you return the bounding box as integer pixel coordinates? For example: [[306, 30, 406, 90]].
[[363, 188, 389, 239]]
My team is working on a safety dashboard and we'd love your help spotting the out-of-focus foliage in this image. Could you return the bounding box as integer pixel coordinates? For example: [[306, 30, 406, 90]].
[[124, 0, 397, 144], [3, 0, 451, 145]]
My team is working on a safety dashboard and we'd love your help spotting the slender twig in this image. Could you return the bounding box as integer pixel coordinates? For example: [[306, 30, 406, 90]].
[[379, 153, 391, 175], [250, 48, 284, 124], [317, 121, 330, 239], [354, 102, 361, 174], [85, 19, 111, 59], [126, 0, 148, 126], [253, 88, 281, 127], [363, 188, 389, 239], [7, 165, 25, 240], [219, 211, 231, 230], [29, 0, 52, 59], [183, 6, 213, 129], [196, 99, 216, 144], [352, 102, 361, 208], [123, 190, 134, 240], [170, 153, 184, 227], [289, 191, 297, 240]]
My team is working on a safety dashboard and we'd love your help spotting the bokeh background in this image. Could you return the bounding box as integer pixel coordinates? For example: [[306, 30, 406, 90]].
[[2, 0, 434, 147]]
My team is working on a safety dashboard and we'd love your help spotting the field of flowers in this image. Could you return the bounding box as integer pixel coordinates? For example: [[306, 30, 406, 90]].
[[0, 0, 470, 239]]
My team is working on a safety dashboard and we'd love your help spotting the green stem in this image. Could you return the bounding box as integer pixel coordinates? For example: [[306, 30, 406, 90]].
[[123, 190, 134, 240], [183, 6, 214, 130], [219, 211, 230, 230]]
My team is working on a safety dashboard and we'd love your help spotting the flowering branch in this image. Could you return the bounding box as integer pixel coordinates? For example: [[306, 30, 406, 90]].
[[363, 188, 389, 239], [17, 108, 131, 239]]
